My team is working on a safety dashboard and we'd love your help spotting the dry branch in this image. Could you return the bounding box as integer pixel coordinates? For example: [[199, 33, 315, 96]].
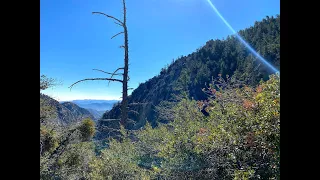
[[92, 69, 122, 76], [108, 67, 125, 86], [114, 21, 123, 27], [69, 78, 123, 90], [129, 110, 139, 115], [92, 12, 123, 25], [111, 32, 124, 39]]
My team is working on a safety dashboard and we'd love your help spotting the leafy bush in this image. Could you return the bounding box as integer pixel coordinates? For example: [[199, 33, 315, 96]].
[[88, 128, 156, 180], [78, 118, 96, 141], [55, 142, 95, 180], [135, 74, 280, 179]]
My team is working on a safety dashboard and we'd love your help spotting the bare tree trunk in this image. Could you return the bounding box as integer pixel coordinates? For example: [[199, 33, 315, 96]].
[[121, 0, 128, 127], [70, 0, 130, 127]]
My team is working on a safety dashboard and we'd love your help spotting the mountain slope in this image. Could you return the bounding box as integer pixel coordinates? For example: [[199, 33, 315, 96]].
[[86, 108, 105, 120], [98, 15, 280, 133], [41, 93, 94, 124]]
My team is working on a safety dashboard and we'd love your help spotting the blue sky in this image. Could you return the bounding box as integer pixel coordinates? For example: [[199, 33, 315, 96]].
[[40, 0, 279, 101]]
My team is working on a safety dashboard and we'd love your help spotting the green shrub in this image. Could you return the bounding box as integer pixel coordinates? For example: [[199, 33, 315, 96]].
[[78, 118, 96, 141]]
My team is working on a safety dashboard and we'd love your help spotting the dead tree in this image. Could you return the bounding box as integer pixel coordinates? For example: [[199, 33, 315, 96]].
[[69, 0, 129, 127]]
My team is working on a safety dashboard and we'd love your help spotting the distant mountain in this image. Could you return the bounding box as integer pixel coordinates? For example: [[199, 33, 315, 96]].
[[60, 100, 119, 112], [41, 94, 94, 124], [71, 99, 119, 105], [86, 108, 105, 120]]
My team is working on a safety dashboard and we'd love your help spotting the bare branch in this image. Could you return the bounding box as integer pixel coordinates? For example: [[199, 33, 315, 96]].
[[92, 69, 109, 74], [111, 67, 124, 77], [119, 45, 125, 49], [111, 32, 124, 39], [92, 12, 123, 25], [108, 67, 125, 86], [69, 78, 123, 90], [129, 110, 139, 115], [92, 69, 122, 76], [114, 21, 123, 27]]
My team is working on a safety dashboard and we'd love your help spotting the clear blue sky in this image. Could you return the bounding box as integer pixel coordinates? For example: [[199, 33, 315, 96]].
[[40, 0, 279, 101]]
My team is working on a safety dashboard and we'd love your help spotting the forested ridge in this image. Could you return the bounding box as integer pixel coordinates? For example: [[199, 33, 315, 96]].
[[100, 15, 280, 131]]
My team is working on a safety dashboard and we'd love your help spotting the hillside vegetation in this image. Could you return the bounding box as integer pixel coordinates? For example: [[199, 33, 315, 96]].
[[41, 74, 279, 179], [99, 15, 280, 136], [92, 74, 280, 179]]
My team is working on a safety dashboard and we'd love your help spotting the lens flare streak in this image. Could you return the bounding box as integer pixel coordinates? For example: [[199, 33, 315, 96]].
[[205, 0, 279, 74]]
